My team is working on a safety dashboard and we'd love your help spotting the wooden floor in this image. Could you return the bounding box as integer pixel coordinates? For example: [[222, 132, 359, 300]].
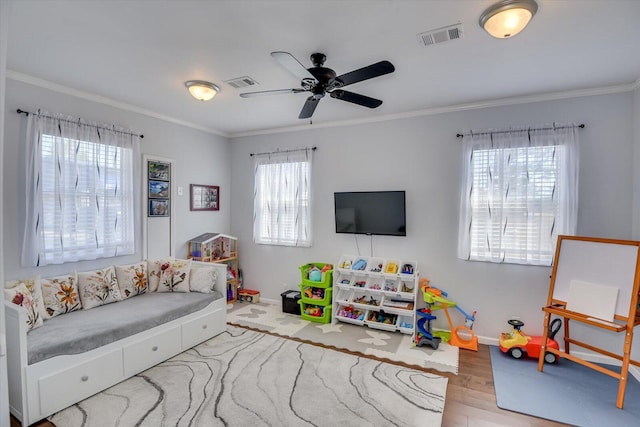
[[11, 343, 567, 427]]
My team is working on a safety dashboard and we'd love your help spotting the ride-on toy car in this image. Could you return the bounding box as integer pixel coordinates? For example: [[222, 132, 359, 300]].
[[499, 318, 561, 363]]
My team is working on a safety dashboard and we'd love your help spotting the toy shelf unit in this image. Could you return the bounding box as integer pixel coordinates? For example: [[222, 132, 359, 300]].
[[332, 255, 417, 334], [187, 232, 239, 302], [298, 262, 334, 323]]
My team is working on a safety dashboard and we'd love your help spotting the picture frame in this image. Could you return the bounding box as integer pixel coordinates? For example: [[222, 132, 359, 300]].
[[148, 180, 170, 198], [148, 161, 170, 181], [190, 184, 219, 211], [149, 199, 170, 217]]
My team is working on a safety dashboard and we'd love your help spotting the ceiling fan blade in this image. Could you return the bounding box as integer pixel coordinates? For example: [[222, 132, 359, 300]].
[[271, 51, 317, 82], [330, 90, 383, 108], [299, 96, 321, 119], [334, 60, 395, 88], [240, 88, 305, 98]]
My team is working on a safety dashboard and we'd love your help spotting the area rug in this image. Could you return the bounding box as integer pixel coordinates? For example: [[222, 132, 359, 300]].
[[489, 345, 640, 426], [227, 301, 459, 374], [50, 325, 447, 427]]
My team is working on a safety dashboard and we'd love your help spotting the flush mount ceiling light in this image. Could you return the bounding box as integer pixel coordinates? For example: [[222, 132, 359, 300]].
[[185, 80, 220, 101], [479, 0, 538, 39]]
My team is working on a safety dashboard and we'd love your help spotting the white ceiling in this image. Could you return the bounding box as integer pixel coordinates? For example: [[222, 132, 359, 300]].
[[7, 0, 640, 137]]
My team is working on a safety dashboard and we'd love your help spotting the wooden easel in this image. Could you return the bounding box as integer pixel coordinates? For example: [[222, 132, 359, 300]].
[[538, 235, 640, 409]]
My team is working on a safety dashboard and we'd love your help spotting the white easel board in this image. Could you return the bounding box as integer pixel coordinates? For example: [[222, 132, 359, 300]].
[[566, 280, 619, 322], [553, 238, 638, 318]]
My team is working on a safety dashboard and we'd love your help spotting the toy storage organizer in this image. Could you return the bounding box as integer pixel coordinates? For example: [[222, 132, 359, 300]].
[[298, 263, 334, 323], [332, 255, 417, 335]]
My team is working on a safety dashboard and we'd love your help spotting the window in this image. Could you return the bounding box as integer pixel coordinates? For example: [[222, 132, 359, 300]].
[[22, 113, 139, 266], [457, 125, 579, 266], [253, 149, 313, 247]]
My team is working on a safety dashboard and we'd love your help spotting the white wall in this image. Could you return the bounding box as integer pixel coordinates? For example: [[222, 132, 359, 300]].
[[230, 92, 636, 353], [0, 0, 11, 424], [2, 79, 232, 281], [633, 84, 640, 240]]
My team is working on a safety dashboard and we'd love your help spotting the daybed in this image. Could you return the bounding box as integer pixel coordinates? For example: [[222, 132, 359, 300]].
[[4, 260, 228, 426]]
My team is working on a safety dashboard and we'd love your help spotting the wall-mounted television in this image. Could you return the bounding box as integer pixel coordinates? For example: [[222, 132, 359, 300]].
[[334, 191, 406, 237]]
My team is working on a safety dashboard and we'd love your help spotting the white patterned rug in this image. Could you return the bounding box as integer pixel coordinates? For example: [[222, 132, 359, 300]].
[[228, 302, 459, 374], [50, 325, 447, 427]]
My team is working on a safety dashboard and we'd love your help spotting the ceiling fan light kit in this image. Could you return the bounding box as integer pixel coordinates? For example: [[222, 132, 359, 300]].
[[479, 0, 538, 39], [185, 80, 220, 101], [240, 51, 395, 119]]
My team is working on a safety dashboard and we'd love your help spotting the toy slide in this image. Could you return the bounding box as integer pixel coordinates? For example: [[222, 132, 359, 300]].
[[415, 309, 441, 350], [419, 279, 478, 351]]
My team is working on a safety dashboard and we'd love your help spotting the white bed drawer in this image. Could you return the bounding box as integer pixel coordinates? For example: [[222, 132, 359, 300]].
[[38, 349, 123, 416], [181, 308, 225, 350], [123, 326, 181, 376]]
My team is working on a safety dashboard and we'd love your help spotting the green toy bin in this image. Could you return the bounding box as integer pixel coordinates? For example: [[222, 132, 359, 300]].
[[299, 301, 332, 323], [299, 262, 333, 288], [299, 285, 333, 305]]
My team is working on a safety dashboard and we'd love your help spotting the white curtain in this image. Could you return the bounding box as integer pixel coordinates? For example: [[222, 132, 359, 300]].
[[457, 123, 579, 265], [253, 149, 313, 247], [22, 112, 140, 266]]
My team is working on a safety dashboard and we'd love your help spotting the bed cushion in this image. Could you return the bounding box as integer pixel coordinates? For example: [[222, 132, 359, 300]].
[[157, 259, 192, 293], [77, 266, 122, 310], [189, 266, 218, 293], [5, 275, 48, 321], [41, 275, 82, 318], [26, 291, 223, 365], [147, 257, 175, 292], [115, 261, 148, 299], [4, 284, 43, 330]]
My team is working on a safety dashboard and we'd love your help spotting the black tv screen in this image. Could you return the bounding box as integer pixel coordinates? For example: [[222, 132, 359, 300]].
[[334, 191, 406, 236]]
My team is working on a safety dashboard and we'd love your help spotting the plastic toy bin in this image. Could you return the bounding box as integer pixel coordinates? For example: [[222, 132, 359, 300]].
[[299, 263, 333, 288], [298, 301, 332, 323], [299, 286, 333, 305], [281, 290, 301, 315]]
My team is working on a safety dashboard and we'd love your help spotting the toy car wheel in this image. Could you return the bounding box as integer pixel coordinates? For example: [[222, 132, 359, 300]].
[[544, 351, 557, 364], [509, 347, 524, 359]]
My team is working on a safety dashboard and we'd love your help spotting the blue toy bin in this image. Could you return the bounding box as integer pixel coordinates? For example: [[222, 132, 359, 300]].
[[299, 263, 333, 288]]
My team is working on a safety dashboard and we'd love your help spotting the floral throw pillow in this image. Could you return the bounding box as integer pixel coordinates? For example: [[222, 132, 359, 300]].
[[147, 257, 175, 292], [5, 275, 48, 321], [4, 283, 44, 330], [189, 267, 218, 293], [77, 266, 122, 310], [115, 262, 148, 299], [157, 259, 192, 293], [41, 275, 82, 318]]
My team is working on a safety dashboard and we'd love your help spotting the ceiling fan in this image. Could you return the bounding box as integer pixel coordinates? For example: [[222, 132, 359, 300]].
[[240, 52, 395, 119]]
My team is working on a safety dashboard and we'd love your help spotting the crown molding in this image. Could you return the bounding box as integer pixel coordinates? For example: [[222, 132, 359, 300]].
[[7, 70, 638, 140], [231, 80, 638, 138], [6, 70, 229, 138]]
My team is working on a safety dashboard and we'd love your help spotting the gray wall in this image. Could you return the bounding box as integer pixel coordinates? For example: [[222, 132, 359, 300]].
[[3, 79, 232, 280], [3, 77, 639, 361], [634, 85, 640, 240], [230, 92, 637, 357]]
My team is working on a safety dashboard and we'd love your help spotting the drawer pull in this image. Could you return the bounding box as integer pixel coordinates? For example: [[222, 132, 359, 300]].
[[81, 375, 89, 382], [202, 324, 208, 329], [152, 346, 158, 351]]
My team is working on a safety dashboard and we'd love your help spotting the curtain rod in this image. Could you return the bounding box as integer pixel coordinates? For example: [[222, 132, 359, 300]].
[[456, 123, 584, 138], [249, 146, 317, 157], [16, 109, 144, 139]]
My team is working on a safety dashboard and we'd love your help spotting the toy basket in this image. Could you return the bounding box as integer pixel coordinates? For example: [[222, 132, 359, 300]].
[[298, 301, 332, 323], [299, 262, 333, 288], [299, 286, 333, 305]]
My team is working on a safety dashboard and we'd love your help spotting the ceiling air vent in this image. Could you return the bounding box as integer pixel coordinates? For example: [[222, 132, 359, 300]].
[[224, 76, 259, 89], [417, 23, 463, 47]]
